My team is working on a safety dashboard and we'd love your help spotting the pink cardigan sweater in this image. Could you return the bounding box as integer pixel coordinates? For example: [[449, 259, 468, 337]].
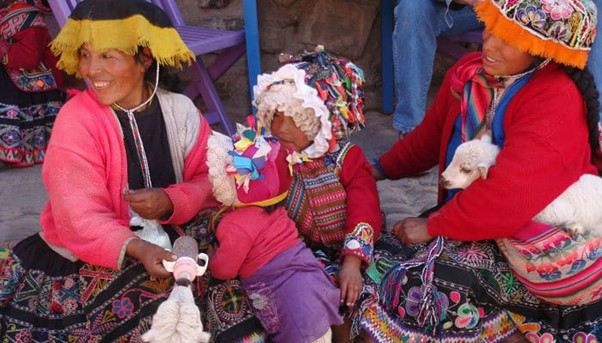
[[40, 89, 216, 269]]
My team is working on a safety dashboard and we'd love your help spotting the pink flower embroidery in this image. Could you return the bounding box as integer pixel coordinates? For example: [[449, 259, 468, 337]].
[[6, 108, 19, 119], [525, 332, 556, 343], [112, 297, 134, 319], [542, 0, 574, 20], [571, 332, 597, 343]]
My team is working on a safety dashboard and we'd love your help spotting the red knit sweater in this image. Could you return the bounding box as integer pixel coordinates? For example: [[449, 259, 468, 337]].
[[41, 90, 217, 269], [378, 52, 598, 241], [210, 206, 299, 279]]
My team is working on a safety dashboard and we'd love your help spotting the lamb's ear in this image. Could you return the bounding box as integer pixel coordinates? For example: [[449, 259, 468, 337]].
[[477, 163, 489, 180]]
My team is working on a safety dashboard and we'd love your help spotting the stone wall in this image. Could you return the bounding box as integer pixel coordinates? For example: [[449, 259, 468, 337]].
[[178, 0, 383, 116]]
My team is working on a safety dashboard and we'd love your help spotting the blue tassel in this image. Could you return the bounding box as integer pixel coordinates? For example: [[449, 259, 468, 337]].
[[378, 264, 407, 311]]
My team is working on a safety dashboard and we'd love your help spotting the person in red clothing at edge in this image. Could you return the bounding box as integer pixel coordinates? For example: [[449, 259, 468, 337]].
[[252, 46, 383, 343], [0, 0, 218, 341], [362, 0, 602, 342], [0, 0, 65, 167], [206, 123, 343, 343]]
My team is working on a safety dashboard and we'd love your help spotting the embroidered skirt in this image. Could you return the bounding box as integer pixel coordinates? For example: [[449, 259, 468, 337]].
[[0, 234, 174, 342], [0, 67, 64, 167], [0, 230, 267, 343], [359, 235, 602, 342]]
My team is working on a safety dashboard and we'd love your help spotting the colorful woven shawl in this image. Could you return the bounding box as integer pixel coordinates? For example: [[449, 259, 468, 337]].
[[450, 54, 503, 142], [0, 0, 48, 40]]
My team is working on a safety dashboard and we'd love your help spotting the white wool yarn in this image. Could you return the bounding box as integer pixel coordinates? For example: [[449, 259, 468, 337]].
[[141, 285, 211, 343], [206, 131, 239, 206]]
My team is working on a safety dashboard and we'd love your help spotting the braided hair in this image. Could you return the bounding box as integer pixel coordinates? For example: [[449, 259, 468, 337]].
[[133, 48, 186, 94], [561, 66, 601, 160]]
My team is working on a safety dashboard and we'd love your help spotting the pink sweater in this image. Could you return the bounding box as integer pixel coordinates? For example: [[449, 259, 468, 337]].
[[40, 89, 216, 269], [209, 206, 299, 280]]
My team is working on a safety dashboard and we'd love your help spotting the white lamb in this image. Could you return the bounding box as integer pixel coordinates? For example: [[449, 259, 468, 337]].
[[440, 135, 602, 237]]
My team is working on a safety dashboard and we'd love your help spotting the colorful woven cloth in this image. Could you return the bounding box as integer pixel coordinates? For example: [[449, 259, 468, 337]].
[[0, 0, 49, 40], [497, 226, 602, 305], [450, 54, 504, 142], [360, 237, 602, 342], [254, 46, 366, 158], [286, 153, 347, 249]]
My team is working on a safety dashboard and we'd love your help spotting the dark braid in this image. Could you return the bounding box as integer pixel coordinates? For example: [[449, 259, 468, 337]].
[[134, 48, 188, 94], [146, 61, 187, 94], [561, 65, 600, 154]]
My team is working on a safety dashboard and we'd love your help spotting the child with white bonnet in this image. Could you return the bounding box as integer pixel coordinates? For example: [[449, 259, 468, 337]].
[[206, 120, 343, 343], [253, 46, 383, 341]]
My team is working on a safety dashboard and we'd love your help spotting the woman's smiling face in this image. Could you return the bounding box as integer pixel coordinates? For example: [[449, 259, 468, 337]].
[[481, 30, 537, 77], [78, 44, 150, 108]]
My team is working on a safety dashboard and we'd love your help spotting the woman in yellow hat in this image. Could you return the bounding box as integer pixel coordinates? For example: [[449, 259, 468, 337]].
[[0, 0, 219, 341]]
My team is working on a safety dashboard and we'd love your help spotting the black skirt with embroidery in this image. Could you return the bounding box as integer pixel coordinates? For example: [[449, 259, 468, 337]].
[[0, 66, 64, 167]]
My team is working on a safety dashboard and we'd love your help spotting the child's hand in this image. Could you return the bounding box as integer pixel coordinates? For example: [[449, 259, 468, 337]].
[[338, 255, 363, 307]]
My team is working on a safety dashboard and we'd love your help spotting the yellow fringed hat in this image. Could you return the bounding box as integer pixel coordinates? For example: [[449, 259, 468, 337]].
[[475, 0, 597, 69], [50, 0, 195, 76]]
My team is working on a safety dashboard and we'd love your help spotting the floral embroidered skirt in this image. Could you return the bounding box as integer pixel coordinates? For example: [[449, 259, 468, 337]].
[[0, 67, 64, 167], [0, 230, 267, 343], [359, 234, 602, 342], [0, 234, 174, 342]]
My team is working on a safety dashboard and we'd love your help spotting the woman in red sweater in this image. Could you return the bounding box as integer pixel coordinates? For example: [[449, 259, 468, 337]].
[[0, 0, 65, 167], [363, 0, 602, 342]]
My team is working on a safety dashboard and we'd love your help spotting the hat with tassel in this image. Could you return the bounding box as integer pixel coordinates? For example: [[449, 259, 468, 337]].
[[253, 45, 366, 158]]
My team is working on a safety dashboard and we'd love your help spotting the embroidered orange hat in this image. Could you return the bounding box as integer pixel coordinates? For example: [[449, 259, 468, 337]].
[[475, 0, 597, 69]]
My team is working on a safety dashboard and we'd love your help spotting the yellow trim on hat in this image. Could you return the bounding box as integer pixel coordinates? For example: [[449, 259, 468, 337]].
[[50, 14, 195, 76], [235, 191, 289, 208], [475, 1, 589, 69]]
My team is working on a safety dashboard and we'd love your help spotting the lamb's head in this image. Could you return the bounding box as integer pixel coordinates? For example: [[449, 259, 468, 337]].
[[441, 136, 500, 190]]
